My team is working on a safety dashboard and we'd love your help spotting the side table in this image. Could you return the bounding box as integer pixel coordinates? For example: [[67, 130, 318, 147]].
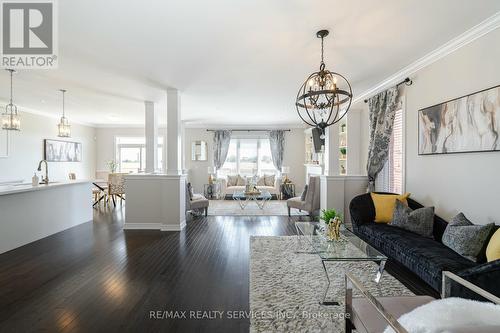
[[280, 183, 295, 200], [204, 183, 220, 199]]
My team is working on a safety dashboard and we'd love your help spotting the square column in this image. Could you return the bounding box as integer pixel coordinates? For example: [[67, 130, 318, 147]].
[[145, 101, 158, 173], [167, 89, 182, 175], [321, 123, 341, 213], [323, 124, 340, 177]]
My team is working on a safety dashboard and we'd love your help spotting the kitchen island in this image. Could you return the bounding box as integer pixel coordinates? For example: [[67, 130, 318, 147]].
[[0, 180, 93, 254]]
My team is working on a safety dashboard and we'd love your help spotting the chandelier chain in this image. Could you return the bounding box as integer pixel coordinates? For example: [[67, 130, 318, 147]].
[[320, 36, 324, 65]]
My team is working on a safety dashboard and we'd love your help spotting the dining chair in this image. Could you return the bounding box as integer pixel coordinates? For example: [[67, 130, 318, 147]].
[[108, 173, 126, 206]]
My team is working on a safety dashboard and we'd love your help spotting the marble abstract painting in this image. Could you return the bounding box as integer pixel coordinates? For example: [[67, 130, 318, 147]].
[[44, 139, 82, 162], [419, 85, 500, 155]]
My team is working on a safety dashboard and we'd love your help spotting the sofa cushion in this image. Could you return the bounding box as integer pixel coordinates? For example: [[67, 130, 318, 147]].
[[442, 213, 495, 262], [227, 175, 238, 186], [236, 175, 246, 186], [358, 223, 475, 290], [390, 199, 434, 238], [264, 174, 275, 186], [255, 185, 274, 191], [486, 229, 500, 262], [371, 192, 410, 223], [256, 176, 266, 186]]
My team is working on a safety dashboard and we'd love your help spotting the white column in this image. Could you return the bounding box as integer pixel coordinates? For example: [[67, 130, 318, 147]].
[[123, 89, 186, 232], [321, 123, 342, 213], [145, 101, 158, 173], [167, 89, 182, 175], [323, 124, 340, 176]]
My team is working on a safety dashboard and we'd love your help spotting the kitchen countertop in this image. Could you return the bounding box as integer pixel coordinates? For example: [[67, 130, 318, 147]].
[[0, 179, 93, 196]]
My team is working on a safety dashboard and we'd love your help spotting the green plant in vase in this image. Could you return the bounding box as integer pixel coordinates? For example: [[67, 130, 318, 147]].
[[320, 208, 343, 241], [107, 160, 117, 173], [340, 147, 347, 159]]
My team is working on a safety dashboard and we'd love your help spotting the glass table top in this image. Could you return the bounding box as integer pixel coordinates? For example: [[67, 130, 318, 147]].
[[295, 222, 387, 261], [232, 190, 272, 199]]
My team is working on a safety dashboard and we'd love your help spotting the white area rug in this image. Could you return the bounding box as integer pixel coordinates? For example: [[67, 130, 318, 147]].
[[208, 200, 308, 216], [250, 236, 414, 332]]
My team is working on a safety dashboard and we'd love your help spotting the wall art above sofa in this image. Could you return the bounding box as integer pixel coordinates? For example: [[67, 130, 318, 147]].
[[418, 85, 500, 155]]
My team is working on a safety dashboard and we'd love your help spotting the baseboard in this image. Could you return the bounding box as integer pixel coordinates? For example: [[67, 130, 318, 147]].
[[123, 222, 163, 230], [160, 220, 186, 231], [124, 220, 186, 231]]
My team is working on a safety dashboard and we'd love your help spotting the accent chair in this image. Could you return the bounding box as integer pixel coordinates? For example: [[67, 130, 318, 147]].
[[287, 176, 320, 217]]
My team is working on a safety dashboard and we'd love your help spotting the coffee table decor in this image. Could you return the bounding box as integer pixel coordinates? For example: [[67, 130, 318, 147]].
[[295, 221, 388, 305], [232, 190, 272, 210], [319, 208, 343, 241]]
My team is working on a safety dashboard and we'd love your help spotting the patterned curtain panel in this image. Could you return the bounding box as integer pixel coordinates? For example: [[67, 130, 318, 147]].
[[268, 130, 285, 172], [366, 87, 400, 192], [213, 130, 232, 171]]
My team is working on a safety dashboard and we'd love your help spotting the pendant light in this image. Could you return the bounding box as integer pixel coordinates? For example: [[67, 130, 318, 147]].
[[1, 69, 21, 131], [295, 30, 353, 133], [57, 89, 71, 137]]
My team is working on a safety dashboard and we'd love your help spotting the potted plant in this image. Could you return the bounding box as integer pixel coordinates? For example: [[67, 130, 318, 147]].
[[320, 208, 343, 241], [107, 160, 117, 173], [340, 147, 347, 159]]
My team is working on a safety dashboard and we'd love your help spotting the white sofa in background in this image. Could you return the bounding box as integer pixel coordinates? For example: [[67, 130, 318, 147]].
[[220, 175, 281, 197]]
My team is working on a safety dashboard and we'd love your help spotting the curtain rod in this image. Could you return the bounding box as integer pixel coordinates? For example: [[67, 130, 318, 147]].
[[363, 77, 413, 103], [206, 129, 291, 132]]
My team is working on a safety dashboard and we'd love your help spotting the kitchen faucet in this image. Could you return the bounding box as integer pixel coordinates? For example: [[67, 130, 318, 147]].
[[37, 160, 49, 185]]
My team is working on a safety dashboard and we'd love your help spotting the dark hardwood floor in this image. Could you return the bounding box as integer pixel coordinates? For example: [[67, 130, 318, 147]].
[[0, 206, 435, 333]]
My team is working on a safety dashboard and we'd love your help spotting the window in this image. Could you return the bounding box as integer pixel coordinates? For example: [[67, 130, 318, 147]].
[[116, 137, 164, 173], [377, 108, 404, 194], [219, 138, 276, 177]]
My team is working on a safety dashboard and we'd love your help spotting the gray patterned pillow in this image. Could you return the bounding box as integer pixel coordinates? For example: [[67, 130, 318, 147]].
[[442, 213, 495, 262], [264, 174, 275, 186], [390, 200, 434, 238], [227, 175, 238, 187]]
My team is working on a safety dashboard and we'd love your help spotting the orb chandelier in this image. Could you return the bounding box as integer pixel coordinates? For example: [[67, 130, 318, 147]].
[[57, 89, 71, 137], [296, 30, 352, 133], [1, 69, 21, 131]]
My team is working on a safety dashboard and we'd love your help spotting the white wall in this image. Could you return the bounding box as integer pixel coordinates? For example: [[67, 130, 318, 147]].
[[183, 128, 307, 195], [405, 29, 500, 224], [94, 127, 145, 172], [0, 111, 96, 182]]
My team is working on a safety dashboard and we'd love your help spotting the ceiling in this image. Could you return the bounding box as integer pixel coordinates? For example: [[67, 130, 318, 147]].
[[1, 0, 499, 127]]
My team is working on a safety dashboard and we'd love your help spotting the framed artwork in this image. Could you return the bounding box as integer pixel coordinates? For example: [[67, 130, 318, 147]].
[[0, 131, 8, 158], [44, 139, 82, 162], [418, 85, 500, 155]]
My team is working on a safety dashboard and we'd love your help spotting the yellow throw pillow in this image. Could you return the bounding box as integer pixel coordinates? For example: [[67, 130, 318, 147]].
[[371, 192, 411, 223], [486, 228, 500, 262]]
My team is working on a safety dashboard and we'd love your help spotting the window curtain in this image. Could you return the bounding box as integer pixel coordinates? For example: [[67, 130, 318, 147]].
[[213, 130, 232, 171], [268, 130, 285, 172], [366, 87, 399, 192]]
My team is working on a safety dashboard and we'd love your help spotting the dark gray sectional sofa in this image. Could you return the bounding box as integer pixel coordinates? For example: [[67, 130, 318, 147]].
[[349, 192, 500, 298]]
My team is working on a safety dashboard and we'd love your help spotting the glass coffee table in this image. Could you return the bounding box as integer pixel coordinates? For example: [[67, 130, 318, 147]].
[[295, 221, 387, 305], [232, 190, 272, 209]]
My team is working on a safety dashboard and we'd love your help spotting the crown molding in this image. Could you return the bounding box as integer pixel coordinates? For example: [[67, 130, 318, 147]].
[[183, 122, 307, 129], [354, 11, 500, 104]]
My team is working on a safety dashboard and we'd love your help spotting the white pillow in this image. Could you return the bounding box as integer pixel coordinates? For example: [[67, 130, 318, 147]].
[[384, 297, 500, 333]]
